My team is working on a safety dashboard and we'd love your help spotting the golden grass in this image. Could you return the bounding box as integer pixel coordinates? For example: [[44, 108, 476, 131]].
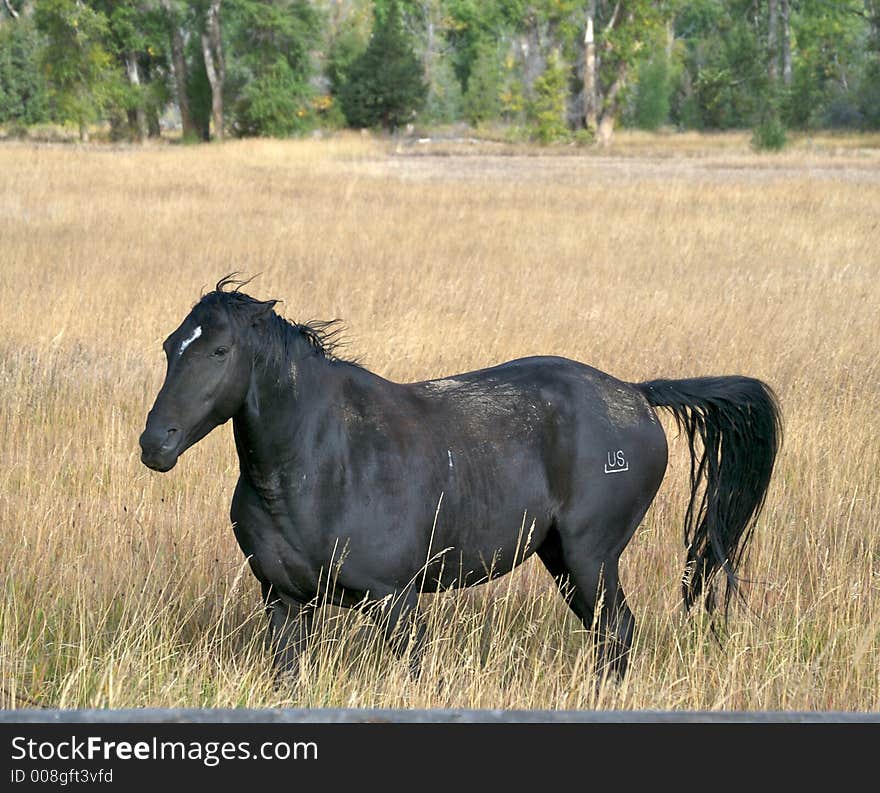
[[1, 132, 879, 711]]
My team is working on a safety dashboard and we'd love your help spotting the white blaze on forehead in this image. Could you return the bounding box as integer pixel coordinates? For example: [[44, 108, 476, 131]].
[[178, 325, 202, 357]]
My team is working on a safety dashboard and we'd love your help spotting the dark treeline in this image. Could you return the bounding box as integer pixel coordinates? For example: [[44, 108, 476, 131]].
[[1, 0, 878, 145]]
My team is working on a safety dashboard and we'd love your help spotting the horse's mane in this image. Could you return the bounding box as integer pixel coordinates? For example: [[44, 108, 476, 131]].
[[199, 275, 354, 366]]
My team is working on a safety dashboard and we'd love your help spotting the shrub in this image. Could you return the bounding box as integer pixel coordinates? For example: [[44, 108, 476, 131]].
[[234, 57, 312, 137], [751, 111, 787, 151], [528, 51, 569, 144]]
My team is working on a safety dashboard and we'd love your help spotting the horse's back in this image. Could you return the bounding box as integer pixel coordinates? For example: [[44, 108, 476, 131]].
[[404, 355, 668, 571]]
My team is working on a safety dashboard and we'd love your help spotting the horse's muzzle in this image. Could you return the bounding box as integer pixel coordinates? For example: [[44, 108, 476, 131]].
[[139, 426, 180, 472]]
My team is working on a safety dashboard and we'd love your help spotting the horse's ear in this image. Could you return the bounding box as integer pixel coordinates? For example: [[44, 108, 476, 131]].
[[250, 299, 278, 325]]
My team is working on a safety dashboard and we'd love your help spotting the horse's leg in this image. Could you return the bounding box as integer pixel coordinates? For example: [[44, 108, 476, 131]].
[[588, 560, 634, 680], [538, 527, 634, 681], [263, 586, 313, 678], [537, 527, 595, 626], [375, 591, 427, 679]]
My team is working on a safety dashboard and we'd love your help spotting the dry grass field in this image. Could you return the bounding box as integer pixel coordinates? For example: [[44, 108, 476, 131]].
[[1, 132, 879, 711]]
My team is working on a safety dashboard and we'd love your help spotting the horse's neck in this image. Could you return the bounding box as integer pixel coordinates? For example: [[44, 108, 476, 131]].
[[232, 346, 396, 491], [232, 352, 328, 486]]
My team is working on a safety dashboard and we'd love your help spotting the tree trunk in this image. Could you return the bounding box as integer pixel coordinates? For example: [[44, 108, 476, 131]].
[[768, 0, 779, 85], [147, 107, 161, 138], [420, 1, 443, 116], [781, 0, 792, 87], [593, 2, 631, 147], [201, 0, 224, 141], [596, 67, 626, 146], [125, 54, 148, 141], [201, 31, 223, 141], [583, 3, 598, 130], [423, 8, 434, 89], [161, 0, 196, 139], [596, 113, 615, 145]]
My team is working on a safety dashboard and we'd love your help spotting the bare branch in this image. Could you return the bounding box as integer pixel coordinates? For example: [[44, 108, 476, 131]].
[[2, 0, 20, 20], [604, 1, 621, 34]]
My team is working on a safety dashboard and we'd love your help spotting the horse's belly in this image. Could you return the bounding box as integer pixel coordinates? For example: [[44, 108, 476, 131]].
[[426, 499, 554, 589]]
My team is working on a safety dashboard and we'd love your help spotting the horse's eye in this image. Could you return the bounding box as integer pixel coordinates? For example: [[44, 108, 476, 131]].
[[213, 346, 229, 358]]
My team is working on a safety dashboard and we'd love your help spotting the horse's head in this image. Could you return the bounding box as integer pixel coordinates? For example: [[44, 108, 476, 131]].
[[139, 279, 276, 472]]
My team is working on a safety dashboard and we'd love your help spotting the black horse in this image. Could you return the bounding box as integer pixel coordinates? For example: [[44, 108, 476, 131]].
[[140, 278, 781, 680]]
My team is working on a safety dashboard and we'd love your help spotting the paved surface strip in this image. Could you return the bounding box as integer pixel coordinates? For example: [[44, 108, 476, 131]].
[[2, 708, 878, 723]]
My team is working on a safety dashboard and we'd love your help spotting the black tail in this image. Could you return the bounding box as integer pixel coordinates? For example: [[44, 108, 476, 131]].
[[636, 376, 782, 615]]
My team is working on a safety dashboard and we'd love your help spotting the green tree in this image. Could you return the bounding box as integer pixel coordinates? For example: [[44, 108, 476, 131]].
[[401, 1, 462, 123], [444, 0, 510, 89], [234, 55, 311, 136], [0, 14, 51, 125], [423, 53, 461, 122], [632, 43, 672, 130], [338, 0, 427, 129], [225, 0, 321, 137], [183, 15, 212, 140], [583, 0, 674, 143], [672, 1, 768, 130], [859, 0, 880, 127], [462, 41, 502, 124], [669, 0, 877, 134], [35, 0, 122, 140], [91, 1, 170, 140], [326, 6, 370, 96], [785, 0, 870, 128]]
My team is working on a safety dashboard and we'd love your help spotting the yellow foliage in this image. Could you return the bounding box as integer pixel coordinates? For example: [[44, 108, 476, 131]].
[[311, 94, 334, 112]]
